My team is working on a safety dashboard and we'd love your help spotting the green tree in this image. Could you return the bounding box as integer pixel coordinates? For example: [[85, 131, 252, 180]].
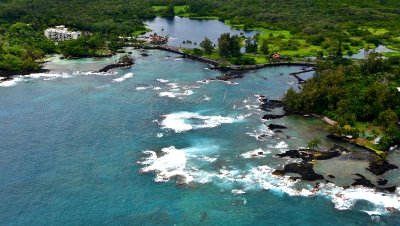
[[307, 137, 321, 150], [377, 109, 399, 128], [217, 33, 242, 57], [200, 37, 214, 55], [245, 36, 258, 53], [260, 38, 269, 55], [230, 35, 241, 57], [218, 33, 231, 57], [163, 3, 175, 18]]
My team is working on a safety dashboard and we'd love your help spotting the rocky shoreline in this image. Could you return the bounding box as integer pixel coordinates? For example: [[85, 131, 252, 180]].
[[0, 68, 50, 80], [254, 93, 399, 193]]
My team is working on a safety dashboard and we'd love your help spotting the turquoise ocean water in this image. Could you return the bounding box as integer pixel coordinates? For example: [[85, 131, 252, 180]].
[[1, 50, 400, 225]]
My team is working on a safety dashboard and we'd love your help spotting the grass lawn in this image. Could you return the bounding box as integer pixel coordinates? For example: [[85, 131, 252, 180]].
[[255, 28, 293, 39], [132, 28, 151, 37], [384, 52, 400, 57], [366, 27, 389, 35], [352, 121, 386, 155], [355, 138, 385, 156]]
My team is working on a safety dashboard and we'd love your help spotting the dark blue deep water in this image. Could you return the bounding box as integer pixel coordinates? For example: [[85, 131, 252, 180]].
[[1, 50, 400, 225]]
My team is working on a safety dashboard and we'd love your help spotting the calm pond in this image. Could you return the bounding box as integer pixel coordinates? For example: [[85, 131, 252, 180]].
[[145, 16, 258, 48]]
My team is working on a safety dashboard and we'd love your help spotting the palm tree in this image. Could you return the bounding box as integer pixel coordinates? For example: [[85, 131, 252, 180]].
[[307, 137, 321, 150]]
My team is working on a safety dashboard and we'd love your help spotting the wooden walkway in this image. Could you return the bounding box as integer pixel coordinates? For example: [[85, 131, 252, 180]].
[[289, 69, 316, 83]]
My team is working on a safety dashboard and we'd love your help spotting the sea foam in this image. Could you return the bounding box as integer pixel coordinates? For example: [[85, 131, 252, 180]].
[[160, 111, 244, 133], [139, 147, 191, 183], [139, 146, 400, 215], [112, 72, 133, 82], [0, 77, 24, 87], [240, 148, 271, 159], [158, 83, 195, 98], [25, 72, 71, 79]]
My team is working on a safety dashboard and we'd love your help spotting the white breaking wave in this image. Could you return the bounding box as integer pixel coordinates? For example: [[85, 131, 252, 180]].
[[202, 95, 211, 101], [157, 79, 169, 83], [240, 148, 271, 159], [25, 72, 71, 79], [136, 85, 160, 91], [232, 189, 246, 195], [195, 155, 218, 162], [246, 124, 275, 140], [156, 133, 164, 138], [139, 145, 400, 215], [73, 70, 116, 76], [166, 83, 179, 89], [317, 183, 400, 215], [271, 141, 289, 149], [0, 77, 24, 87], [136, 86, 150, 90], [158, 83, 197, 98], [112, 72, 133, 82], [0, 72, 73, 87], [160, 111, 245, 133], [139, 147, 191, 183], [138, 145, 219, 183], [197, 80, 210, 84], [159, 90, 193, 98]]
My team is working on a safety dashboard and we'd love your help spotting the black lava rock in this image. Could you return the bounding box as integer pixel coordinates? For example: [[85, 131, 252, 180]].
[[274, 162, 324, 181], [268, 124, 288, 130], [368, 160, 398, 176]]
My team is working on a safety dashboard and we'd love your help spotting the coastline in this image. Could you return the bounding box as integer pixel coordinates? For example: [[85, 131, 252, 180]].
[[1, 47, 400, 217], [143, 45, 316, 71], [0, 68, 50, 80]]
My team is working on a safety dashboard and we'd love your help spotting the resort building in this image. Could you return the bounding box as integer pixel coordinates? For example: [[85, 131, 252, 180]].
[[44, 25, 82, 42]]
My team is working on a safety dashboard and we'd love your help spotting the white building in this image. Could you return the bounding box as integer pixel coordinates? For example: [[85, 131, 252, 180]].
[[44, 25, 82, 42]]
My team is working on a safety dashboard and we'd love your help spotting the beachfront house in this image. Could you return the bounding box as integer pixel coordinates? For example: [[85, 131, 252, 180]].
[[44, 25, 82, 42]]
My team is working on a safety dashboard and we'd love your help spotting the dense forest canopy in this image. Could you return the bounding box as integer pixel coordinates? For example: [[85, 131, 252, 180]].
[[0, 0, 156, 73], [284, 54, 400, 150], [0, 0, 155, 35], [183, 0, 400, 30]]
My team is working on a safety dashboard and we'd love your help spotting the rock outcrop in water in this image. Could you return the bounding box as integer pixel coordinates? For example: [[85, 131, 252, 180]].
[[352, 173, 375, 188], [0, 68, 49, 79], [267, 124, 288, 130], [273, 162, 324, 181], [99, 55, 134, 72], [274, 145, 351, 181], [213, 71, 245, 81], [259, 99, 284, 112], [377, 178, 388, 186], [262, 114, 286, 120], [351, 173, 397, 193], [277, 145, 346, 162], [368, 160, 398, 175]]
